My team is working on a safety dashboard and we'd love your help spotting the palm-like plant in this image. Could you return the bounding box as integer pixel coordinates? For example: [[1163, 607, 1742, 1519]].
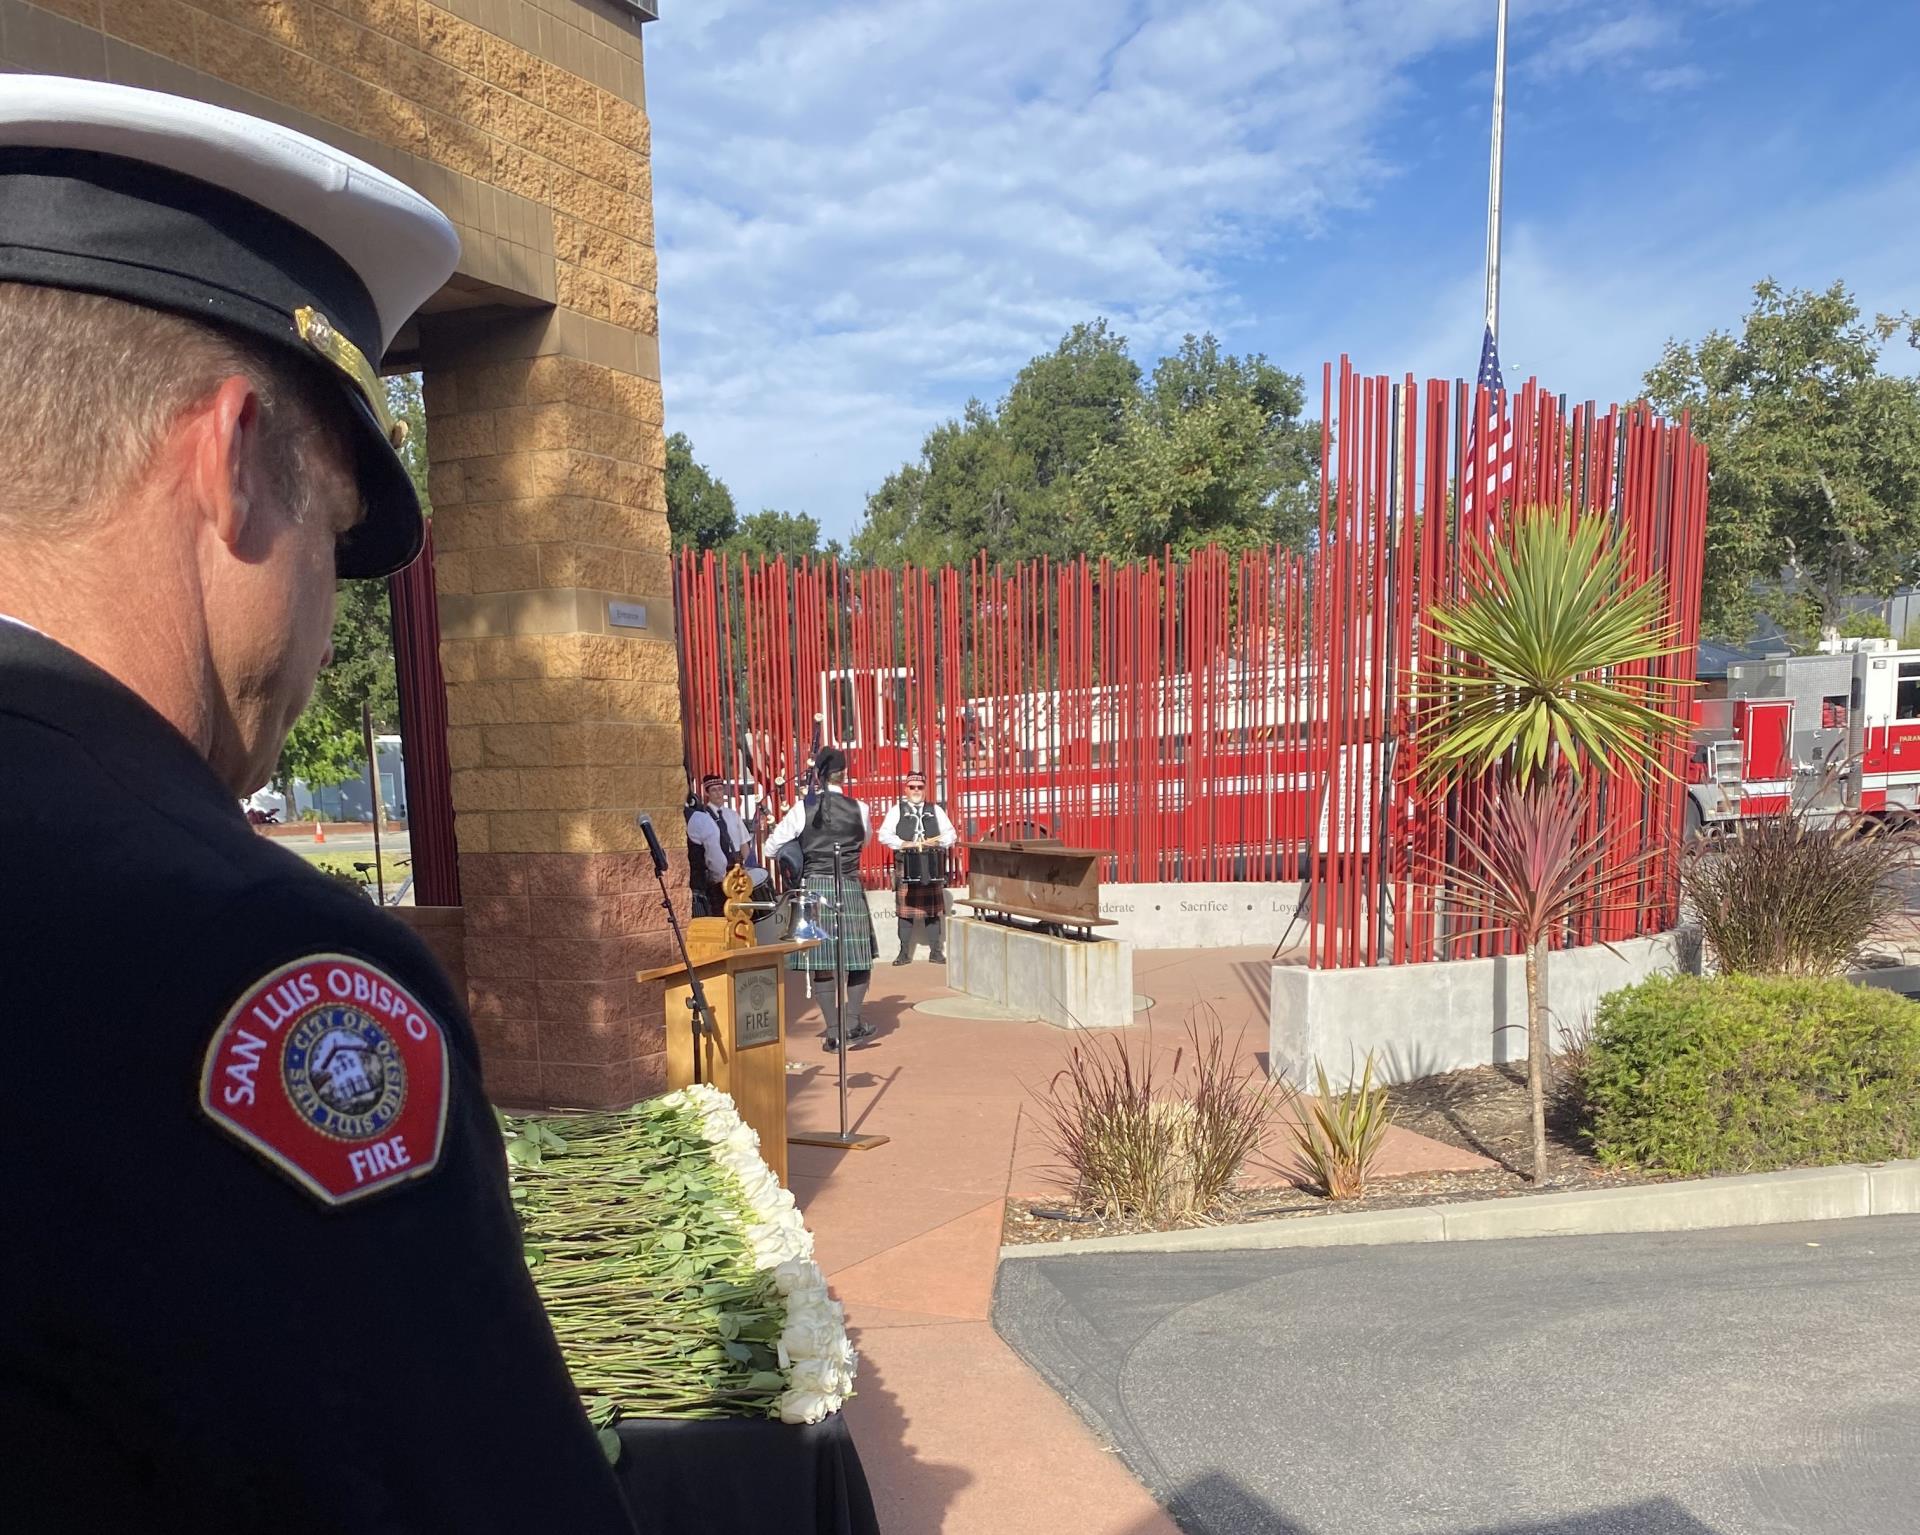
[[1422, 508, 1687, 786], [1418, 506, 1690, 1181]]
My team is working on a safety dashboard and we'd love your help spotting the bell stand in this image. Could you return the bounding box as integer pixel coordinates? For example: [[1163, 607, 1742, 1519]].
[[789, 841, 889, 1153]]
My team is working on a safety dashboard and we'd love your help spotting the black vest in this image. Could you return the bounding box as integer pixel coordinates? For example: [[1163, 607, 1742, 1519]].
[[799, 791, 865, 876], [893, 801, 936, 843]]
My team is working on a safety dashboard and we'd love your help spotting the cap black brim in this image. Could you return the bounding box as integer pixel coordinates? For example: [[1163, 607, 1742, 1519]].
[[0, 149, 424, 580], [335, 388, 424, 580]]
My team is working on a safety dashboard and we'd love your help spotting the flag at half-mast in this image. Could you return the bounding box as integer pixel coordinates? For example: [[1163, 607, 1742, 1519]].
[[1462, 323, 1512, 521]]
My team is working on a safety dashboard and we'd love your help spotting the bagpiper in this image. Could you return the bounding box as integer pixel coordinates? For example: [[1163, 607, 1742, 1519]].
[[877, 770, 957, 965], [764, 748, 878, 1049]]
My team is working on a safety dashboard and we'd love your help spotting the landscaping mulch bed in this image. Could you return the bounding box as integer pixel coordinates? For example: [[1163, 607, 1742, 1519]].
[[1003, 1061, 1685, 1247]]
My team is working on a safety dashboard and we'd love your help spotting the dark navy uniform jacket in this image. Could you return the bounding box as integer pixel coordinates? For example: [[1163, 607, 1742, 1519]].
[[0, 621, 637, 1533]]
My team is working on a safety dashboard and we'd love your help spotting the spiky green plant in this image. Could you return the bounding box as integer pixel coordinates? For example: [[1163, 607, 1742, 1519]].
[[1416, 505, 1691, 1182], [1282, 1053, 1393, 1200], [1418, 507, 1689, 788]]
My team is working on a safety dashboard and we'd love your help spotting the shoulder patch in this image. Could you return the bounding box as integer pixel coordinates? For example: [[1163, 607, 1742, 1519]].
[[201, 954, 451, 1206]]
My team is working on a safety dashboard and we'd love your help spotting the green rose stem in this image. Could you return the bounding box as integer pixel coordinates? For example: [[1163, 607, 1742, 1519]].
[[501, 1105, 796, 1425]]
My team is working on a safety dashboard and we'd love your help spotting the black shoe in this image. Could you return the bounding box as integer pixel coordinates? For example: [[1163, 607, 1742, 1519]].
[[928, 952, 946, 964], [892, 955, 912, 967], [822, 1034, 840, 1052], [847, 1021, 877, 1043]]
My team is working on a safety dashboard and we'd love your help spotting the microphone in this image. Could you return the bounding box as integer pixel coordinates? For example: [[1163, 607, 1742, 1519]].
[[635, 812, 671, 875]]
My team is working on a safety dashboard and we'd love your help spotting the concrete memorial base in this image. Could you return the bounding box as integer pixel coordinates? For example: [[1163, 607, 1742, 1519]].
[[865, 879, 1309, 960], [1268, 931, 1683, 1089], [946, 916, 1134, 1030]]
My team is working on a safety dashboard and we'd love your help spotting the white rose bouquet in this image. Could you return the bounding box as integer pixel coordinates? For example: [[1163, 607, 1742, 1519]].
[[501, 1087, 856, 1439]]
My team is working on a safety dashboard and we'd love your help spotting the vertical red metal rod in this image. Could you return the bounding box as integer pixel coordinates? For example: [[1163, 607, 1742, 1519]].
[[1309, 361, 1333, 968]]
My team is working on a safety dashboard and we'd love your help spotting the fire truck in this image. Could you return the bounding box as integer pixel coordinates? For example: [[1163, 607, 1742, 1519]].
[[1687, 640, 1920, 835], [717, 661, 1378, 883]]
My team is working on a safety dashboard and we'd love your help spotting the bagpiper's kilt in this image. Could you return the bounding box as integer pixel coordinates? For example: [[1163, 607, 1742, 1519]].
[[788, 871, 876, 974]]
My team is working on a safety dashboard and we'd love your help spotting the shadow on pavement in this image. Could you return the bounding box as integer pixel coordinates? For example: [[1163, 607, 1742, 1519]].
[[1123, 1472, 1725, 1535], [840, 1325, 973, 1535]]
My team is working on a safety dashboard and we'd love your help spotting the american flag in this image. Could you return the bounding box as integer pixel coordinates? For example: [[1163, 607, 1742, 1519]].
[[1462, 323, 1512, 520]]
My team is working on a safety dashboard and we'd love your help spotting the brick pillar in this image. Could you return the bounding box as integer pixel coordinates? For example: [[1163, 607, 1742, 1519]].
[[424, 346, 687, 1108]]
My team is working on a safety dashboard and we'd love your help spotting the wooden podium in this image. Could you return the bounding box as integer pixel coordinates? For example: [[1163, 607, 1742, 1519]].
[[640, 937, 813, 1186]]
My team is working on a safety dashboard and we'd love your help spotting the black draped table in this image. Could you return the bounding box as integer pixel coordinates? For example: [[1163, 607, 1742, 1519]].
[[614, 1414, 881, 1535]]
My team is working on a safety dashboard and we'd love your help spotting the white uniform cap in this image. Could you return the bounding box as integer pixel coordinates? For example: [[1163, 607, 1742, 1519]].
[[0, 75, 461, 577]]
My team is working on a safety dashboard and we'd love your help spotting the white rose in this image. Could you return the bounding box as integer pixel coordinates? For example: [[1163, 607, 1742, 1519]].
[[780, 1313, 841, 1361], [777, 1389, 834, 1425], [724, 1121, 761, 1155], [771, 1257, 819, 1297], [717, 1144, 768, 1180], [657, 1089, 688, 1110], [734, 1168, 782, 1214], [711, 1147, 748, 1181], [751, 1226, 808, 1267], [787, 1357, 842, 1395]]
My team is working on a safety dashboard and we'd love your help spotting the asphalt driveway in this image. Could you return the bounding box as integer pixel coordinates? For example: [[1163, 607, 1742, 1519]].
[[993, 1218, 1920, 1535]]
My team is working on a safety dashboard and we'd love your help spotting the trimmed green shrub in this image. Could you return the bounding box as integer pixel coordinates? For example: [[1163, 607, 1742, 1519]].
[[1587, 974, 1920, 1174]]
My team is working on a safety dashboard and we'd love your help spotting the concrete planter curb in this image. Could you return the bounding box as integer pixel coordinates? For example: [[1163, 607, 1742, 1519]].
[[997, 1158, 1920, 1259]]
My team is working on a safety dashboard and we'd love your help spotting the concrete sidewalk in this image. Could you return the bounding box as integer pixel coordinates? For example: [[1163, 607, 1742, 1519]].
[[784, 946, 1489, 1535]]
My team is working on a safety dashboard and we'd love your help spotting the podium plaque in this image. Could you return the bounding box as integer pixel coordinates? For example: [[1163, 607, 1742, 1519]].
[[640, 941, 814, 1184]]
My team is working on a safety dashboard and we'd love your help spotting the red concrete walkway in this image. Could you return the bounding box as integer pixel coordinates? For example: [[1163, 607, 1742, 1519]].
[[784, 946, 1489, 1534]]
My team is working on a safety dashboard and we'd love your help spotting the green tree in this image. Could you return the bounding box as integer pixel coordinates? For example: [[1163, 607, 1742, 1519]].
[[1643, 279, 1920, 639], [1072, 335, 1317, 561], [1836, 609, 1891, 641], [852, 322, 1140, 569], [730, 508, 842, 564], [666, 430, 740, 552], [1418, 507, 1689, 1183], [997, 319, 1141, 497]]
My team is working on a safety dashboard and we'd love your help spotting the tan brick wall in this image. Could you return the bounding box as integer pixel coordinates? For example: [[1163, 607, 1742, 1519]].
[[1, 0, 657, 344], [424, 350, 681, 857]]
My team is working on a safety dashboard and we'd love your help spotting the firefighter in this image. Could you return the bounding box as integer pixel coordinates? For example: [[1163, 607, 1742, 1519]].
[[764, 748, 878, 1048], [878, 770, 958, 964], [0, 77, 634, 1530]]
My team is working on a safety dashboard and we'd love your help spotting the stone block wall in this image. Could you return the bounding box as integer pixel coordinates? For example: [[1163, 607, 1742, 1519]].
[[2, 0, 657, 341]]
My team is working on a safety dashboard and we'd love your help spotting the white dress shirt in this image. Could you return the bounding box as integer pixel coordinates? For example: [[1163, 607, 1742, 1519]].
[[877, 799, 958, 852], [687, 802, 758, 875], [764, 786, 872, 862]]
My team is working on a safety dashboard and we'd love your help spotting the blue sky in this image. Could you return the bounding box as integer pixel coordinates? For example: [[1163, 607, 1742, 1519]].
[[645, 0, 1920, 543]]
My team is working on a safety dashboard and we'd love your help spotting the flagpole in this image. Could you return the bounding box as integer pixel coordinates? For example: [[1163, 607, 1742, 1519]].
[[1484, 0, 1509, 346]]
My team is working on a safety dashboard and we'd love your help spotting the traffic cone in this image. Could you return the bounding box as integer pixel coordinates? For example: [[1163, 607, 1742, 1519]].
[[313, 822, 325, 844]]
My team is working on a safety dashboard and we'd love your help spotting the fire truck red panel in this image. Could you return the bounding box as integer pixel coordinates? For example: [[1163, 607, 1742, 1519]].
[[1739, 699, 1792, 782], [1866, 724, 1920, 776]]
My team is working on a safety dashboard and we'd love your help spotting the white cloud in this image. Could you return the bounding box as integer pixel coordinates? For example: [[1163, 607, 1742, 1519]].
[[645, 0, 1496, 534], [1295, 153, 1920, 425], [642, 1, 1903, 544], [1529, 8, 1679, 77]]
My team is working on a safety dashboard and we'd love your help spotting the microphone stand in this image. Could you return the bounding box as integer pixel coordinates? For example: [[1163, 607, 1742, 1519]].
[[639, 813, 719, 1085], [830, 841, 853, 1138]]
